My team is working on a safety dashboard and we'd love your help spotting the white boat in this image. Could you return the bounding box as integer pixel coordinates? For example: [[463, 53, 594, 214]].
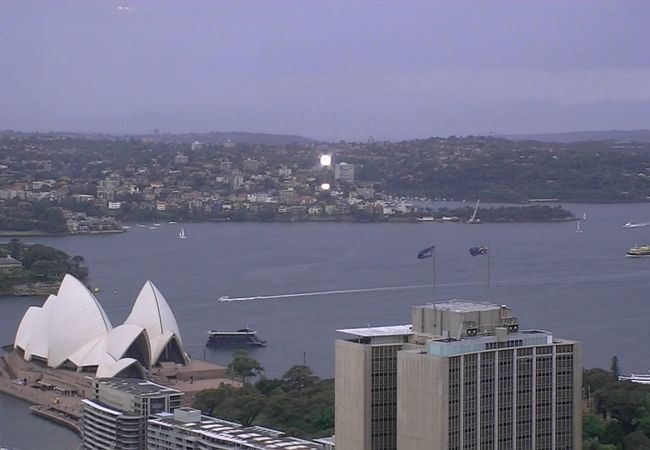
[[417, 217, 435, 222], [179, 228, 187, 239], [218, 295, 230, 302], [576, 220, 583, 234], [620, 372, 650, 384], [623, 222, 650, 228], [582, 212, 587, 221]]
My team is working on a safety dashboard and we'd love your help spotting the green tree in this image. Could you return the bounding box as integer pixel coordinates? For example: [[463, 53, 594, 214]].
[[226, 350, 264, 381], [7, 238, 23, 259], [193, 385, 235, 414], [215, 388, 267, 426], [623, 430, 650, 449], [632, 394, 650, 436], [612, 356, 621, 380], [282, 365, 318, 391], [583, 414, 607, 443]]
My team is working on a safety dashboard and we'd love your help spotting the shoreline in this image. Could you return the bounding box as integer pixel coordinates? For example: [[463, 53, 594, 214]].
[[0, 375, 80, 436], [0, 229, 125, 237], [0, 283, 61, 298]]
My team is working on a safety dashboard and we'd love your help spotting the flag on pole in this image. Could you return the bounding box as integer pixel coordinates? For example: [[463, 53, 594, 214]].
[[417, 245, 435, 259], [469, 246, 488, 256]]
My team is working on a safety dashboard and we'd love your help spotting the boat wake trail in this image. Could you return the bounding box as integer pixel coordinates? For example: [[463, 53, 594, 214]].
[[218, 284, 432, 302], [218, 282, 480, 302]]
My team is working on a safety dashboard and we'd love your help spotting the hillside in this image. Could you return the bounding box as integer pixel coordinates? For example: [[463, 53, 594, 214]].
[[503, 129, 650, 143]]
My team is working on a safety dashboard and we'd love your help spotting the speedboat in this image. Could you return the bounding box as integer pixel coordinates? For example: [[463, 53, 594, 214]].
[[623, 222, 650, 228]]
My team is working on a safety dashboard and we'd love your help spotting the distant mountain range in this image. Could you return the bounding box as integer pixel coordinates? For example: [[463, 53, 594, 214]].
[[140, 131, 314, 146], [502, 129, 650, 143]]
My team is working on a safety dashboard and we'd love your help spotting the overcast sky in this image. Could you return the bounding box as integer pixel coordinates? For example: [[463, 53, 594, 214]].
[[1, 1, 649, 140]]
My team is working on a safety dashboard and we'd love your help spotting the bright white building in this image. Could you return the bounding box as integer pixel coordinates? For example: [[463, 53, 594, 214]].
[[13, 274, 188, 379]]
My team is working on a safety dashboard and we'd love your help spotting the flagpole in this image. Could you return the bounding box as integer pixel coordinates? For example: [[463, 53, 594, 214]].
[[433, 245, 436, 299], [487, 241, 491, 300]]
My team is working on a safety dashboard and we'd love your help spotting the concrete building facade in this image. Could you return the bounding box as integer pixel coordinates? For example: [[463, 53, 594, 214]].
[[334, 163, 355, 183], [147, 407, 325, 450], [335, 300, 581, 450], [81, 378, 183, 450]]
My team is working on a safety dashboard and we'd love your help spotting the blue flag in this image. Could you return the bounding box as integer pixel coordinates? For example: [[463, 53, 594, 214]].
[[418, 245, 435, 259], [469, 246, 488, 256]]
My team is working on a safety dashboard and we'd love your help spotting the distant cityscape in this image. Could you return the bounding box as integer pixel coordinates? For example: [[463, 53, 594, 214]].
[[7, 131, 649, 234]]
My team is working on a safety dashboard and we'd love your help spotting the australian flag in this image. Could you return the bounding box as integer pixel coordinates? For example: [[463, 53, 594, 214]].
[[469, 246, 488, 256], [417, 245, 435, 259]]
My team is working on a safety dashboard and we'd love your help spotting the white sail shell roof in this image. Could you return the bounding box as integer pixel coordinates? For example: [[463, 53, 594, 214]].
[[126, 281, 182, 343], [14, 306, 42, 354], [24, 295, 57, 360], [96, 357, 144, 379], [47, 275, 113, 367], [13, 274, 187, 375]]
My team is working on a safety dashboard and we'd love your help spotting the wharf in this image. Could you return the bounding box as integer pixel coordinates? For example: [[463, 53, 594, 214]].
[[0, 350, 236, 432]]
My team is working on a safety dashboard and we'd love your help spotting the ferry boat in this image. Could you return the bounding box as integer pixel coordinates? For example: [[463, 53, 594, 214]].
[[626, 245, 650, 257], [206, 328, 266, 347], [619, 372, 650, 384]]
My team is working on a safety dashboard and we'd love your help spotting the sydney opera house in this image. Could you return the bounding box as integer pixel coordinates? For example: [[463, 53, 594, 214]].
[[13, 274, 188, 379]]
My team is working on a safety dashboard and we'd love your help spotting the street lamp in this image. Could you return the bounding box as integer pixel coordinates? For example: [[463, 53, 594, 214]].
[[319, 154, 332, 167]]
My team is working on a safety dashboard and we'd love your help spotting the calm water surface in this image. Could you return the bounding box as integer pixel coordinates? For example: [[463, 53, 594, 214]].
[[2, 202, 650, 448]]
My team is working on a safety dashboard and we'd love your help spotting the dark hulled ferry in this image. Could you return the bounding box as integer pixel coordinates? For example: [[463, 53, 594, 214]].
[[206, 328, 267, 347]]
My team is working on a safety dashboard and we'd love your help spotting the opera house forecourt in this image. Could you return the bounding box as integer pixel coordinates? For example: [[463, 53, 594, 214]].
[[13, 274, 187, 379]]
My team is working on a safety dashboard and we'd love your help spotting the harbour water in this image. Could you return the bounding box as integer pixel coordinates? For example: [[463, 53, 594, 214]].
[[2, 202, 650, 448]]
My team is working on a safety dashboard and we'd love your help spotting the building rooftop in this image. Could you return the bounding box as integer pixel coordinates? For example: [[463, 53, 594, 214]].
[[426, 329, 554, 357], [336, 324, 412, 338], [421, 300, 503, 313], [150, 412, 324, 449], [98, 378, 181, 396]]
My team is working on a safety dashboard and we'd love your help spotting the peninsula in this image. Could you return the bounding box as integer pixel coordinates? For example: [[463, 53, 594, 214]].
[[0, 239, 88, 296]]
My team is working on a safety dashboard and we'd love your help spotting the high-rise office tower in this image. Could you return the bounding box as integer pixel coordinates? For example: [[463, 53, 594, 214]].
[[335, 301, 581, 450]]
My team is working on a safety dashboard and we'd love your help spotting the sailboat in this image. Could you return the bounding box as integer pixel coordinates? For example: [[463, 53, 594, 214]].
[[468, 199, 481, 224], [179, 228, 187, 239], [576, 220, 583, 234]]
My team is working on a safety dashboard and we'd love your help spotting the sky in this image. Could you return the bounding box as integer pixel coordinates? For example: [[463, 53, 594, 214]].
[[1, 0, 650, 141]]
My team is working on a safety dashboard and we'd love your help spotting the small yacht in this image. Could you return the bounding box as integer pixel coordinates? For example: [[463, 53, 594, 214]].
[[626, 245, 650, 258], [576, 220, 583, 234], [179, 228, 187, 239]]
